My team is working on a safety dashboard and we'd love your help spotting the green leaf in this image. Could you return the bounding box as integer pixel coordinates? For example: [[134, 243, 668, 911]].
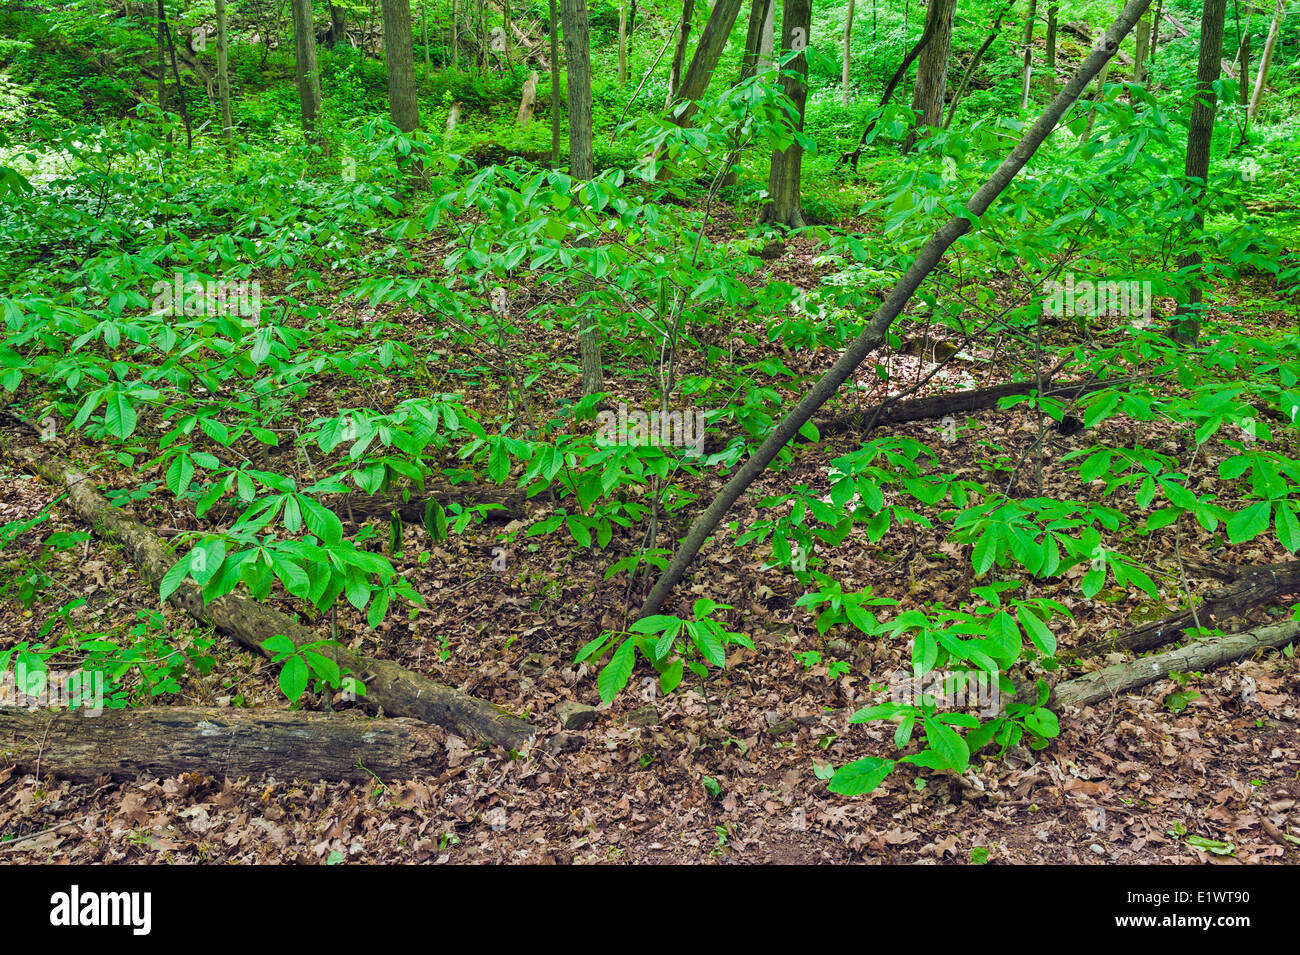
[[279, 654, 309, 701], [159, 556, 190, 601], [1226, 500, 1271, 544], [827, 757, 895, 795], [1016, 606, 1056, 658], [922, 714, 970, 773], [597, 637, 636, 704]]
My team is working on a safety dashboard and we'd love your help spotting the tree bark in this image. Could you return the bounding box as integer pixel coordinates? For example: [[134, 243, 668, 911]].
[[1247, 0, 1283, 121], [517, 69, 540, 124], [944, 0, 1015, 129], [289, 0, 324, 140], [757, 0, 813, 229], [560, 0, 604, 396], [758, 0, 774, 70], [216, 0, 234, 145], [1044, 3, 1058, 99], [639, 0, 1156, 621], [1069, 560, 1300, 659], [739, 0, 771, 82], [1134, 9, 1152, 82], [0, 437, 537, 750], [1020, 0, 1037, 108], [329, 3, 347, 47], [381, 0, 424, 186], [550, 0, 561, 163], [1053, 617, 1299, 708], [618, 0, 628, 84], [902, 0, 956, 152], [1172, 0, 1227, 345], [0, 708, 451, 783], [669, 0, 746, 124], [665, 0, 695, 109], [843, 0, 856, 106]]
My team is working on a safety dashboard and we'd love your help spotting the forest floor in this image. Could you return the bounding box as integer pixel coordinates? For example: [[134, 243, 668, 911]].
[[1, 221, 1298, 864]]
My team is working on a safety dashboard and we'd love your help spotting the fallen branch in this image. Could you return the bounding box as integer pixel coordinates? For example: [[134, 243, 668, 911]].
[[0, 707, 448, 782], [811, 375, 1134, 439], [0, 436, 537, 750], [1052, 617, 1299, 708], [1069, 560, 1300, 659]]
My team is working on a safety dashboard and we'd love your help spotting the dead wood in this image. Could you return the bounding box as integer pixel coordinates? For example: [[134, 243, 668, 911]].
[[1052, 617, 1299, 708], [1069, 560, 1300, 659], [0, 436, 538, 750], [0, 706, 449, 783]]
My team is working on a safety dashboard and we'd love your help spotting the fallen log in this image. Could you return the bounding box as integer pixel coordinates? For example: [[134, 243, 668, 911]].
[[0, 437, 538, 750], [1069, 560, 1300, 659], [1052, 617, 1299, 708], [811, 375, 1134, 439], [0, 706, 447, 783]]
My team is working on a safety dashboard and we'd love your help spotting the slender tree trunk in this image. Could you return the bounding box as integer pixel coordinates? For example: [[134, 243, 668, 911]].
[[289, 0, 324, 141], [550, 0, 561, 163], [665, 0, 696, 110], [1020, 0, 1037, 108], [843, 0, 856, 106], [1172, 0, 1228, 345], [216, 0, 234, 145], [619, 1, 628, 84], [329, 3, 346, 47], [1044, 3, 1058, 98], [638, 0, 1155, 621], [1235, 2, 1250, 109], [758, 0, 813, 229], [943, 0, 1014, 129], [422, 0, 431, 73], [1248, 0, 1283, 120], [156, 0, 168, 115], [1082, 60, 1111, 140], [380, 0, 424, 184], [758, 0, 774, 70], [452, 0, 460, 69], [739, 0, 771, 81], [560, 0, 604, 395], [902, 0, 956, 152], [1134, 10, 1152, 82], [670, 0, 746, 123]]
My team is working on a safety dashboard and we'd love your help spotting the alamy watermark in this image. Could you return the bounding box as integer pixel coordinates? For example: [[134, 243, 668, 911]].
[[151, 273, 262, 322], [1, 663, 104, 715], [595, 403, 706, 456], [1042, 273, 1153, 326], [889, 668, 1002, 718]]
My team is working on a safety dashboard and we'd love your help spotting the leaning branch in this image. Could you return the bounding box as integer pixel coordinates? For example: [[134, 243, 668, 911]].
[[638, 0, 1155, 621]]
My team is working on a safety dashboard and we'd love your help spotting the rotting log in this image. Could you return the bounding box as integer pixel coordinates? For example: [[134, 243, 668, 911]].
[[810, 375, 1136, 440], [1052, 617, 1299, 708], [1069, 560, 1300, 659], [0, 706, 448, 783], [0, 436, 538, 750]]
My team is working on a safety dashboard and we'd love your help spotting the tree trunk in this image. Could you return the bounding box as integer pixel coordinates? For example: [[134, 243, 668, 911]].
[[1236, 3, 1250, 111], [289, 0, 324, 140], [422, 0, 431, 73], [453, 0, 460, 68], [843, 0, 856, 106], [758, 0, 774, 70], [1020, 0, 1037, 108], [1172, 0, 1227, 345], [902, 0, 956, 152], [329, 3, 346, 47], [560, 0, 604, 396], [0, 437, 537, 749], [381, 0, 424, 185], [1044, 2, 1058, 98], [1247, 0, 1283, 120], [156, 0, 167, 115], [1134, 9, 1152, 82], [943, 0, 1014, 129], [0, 708, 452, 783], [757, 0, 813, 229], [666, 0, 695, 109], [216, 0, 234, 145], [517, 69, 539, 124], [618, 1, 628, 84], [550, 0, 561, 163], [638, 0, 1155, 621], [670, 0, 746, 123], [739, 0, 771, 81]]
